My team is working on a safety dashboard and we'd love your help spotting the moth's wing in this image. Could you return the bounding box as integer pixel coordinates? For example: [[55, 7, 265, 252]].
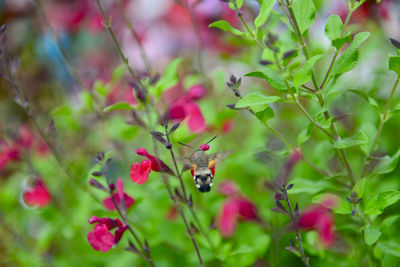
[[207, 151, 231, 167], [176, 156, 194, 173]]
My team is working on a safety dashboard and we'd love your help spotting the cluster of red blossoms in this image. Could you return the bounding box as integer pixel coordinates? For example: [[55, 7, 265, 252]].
[[0, 126, 48, 171], [298, 195, 337, 248], [87, 216, 128, 252]]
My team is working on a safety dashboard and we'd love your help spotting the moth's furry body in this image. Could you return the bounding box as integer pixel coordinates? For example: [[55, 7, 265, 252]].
[[183, 149, 229, 193]]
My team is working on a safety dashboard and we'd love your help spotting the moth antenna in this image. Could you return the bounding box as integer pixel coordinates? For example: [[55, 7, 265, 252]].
[[206, 135, 217, 145], [177, 142, 195, 150]]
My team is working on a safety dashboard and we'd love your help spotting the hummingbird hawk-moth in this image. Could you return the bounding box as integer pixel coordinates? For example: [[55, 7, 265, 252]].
[[179, 136, 230, 193]]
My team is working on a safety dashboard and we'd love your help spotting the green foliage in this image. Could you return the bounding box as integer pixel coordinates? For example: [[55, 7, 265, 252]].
[[365, 191, 400, 215], [292, 0, 316, 35], [151, 57, 183, 97], [388, 56, 400, 76], [254, 0, 276, 29], [364, 225, 381, 246], [293, 55, 323, 89], [331, 32, 370, 76], [245, 70, 288, 91], [235, 91, 284, 112], [103, 102, 134, 112], [209, 20, 244, 36], [333, 131, 368, 149], [325, 15, 343, 42]]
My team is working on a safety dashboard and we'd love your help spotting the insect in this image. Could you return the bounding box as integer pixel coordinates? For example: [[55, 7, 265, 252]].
[[179, 136, 230, 193]]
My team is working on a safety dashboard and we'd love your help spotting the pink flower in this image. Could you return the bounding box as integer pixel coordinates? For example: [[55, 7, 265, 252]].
[[218, 180, 240, 197], [17, 126, 35, 149], [0, 142, 20, 171], [130, 159, 152, 185], [185, 85, 206, 101], [135, 148, 174, 175], [200, 144, 210, 151], [23, 178, 51, 208], [87, 216, 128, 252], [102, 178, 135, 210], [87, 224, 115, 252], [164, 85, 207, 133], [216, 181, 259, 237], [298, 204, 336, 248], [217, 197, 259, 238]]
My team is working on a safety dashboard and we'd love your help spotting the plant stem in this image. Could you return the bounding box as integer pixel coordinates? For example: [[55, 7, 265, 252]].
[[115, 0, 152, 74], [362, 77, 400, 176], [164, 124, 216, 250], [278, 0, 357, 185], [283, 190, 309, 267], [96, 0, 140, 83], [105, 179, 156, 266]]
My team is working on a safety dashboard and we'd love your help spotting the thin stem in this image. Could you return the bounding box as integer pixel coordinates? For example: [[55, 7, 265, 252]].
[[96, 0, 140, 83], [278, 0, 357, 185], [115, 0, 152, 74], [362, 77, 400, 176], [283, 190, 309, 267], [164, 124, 216, 250], [233, 3, 264, 50], [108, 186, 156, 266]]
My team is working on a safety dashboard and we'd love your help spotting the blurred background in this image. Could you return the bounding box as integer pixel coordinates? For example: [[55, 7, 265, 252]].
[[1, 0, 400, 266]]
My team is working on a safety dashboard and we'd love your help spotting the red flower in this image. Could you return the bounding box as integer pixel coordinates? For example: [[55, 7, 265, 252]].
[[200, 144, 210, 151], [102, 178, 135, 210], [23, 178, 51, 208], [216, 180, 259, 237], [130, 159, 152, 185], [298, 202, 336, 248], [165, 85, 207, 133], [0, 142, 20, 171], [217, 197, 259, 238], [87, 216, 128, 252], [135, 148, 174, 175]]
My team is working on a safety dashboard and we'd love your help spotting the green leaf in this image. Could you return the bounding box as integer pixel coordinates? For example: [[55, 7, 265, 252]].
[[289, 177, 330, 195], [381, 215, 400, 229], [333, 131, 368, 149], [93, 80, 110, 97], [255, 107, 275, 125], [235, 92, 284, 113], [365, 191, 400, 215], [373, 149, 400, 175], [325, 15, 343, 41], [349, 89, 380, 113], [103, 102, 133, 112], [254, 0, 276, 29], [297, 124, 312, 146], [152, 57, 183, 97], [331, 34, 352, 50], [364, 225, 381, 246], [331, 32, 370, 76], [229, 0, 243, 9], [293, 55, 323, 88], [209, 20, 244, 36], [353, 178, 367, 198], [111, 65, 126, 82], [389, 56, 400, 76], [245, 70, 288, 91], [292, 0, 316, 34]]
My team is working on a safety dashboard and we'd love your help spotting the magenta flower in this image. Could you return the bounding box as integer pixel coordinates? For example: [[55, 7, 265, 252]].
[[298, 200, 337, 248], [136, 148, 174, 175], [23, 178, 51, 208], [87, 216, 128, 252], [165, 85, 207, 133], [0, 142, 20, 171], [102, 178, 135, 210], [217, 197, 259, 238], [217, 180, 259, 238], [130, 159, 152, 185]]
